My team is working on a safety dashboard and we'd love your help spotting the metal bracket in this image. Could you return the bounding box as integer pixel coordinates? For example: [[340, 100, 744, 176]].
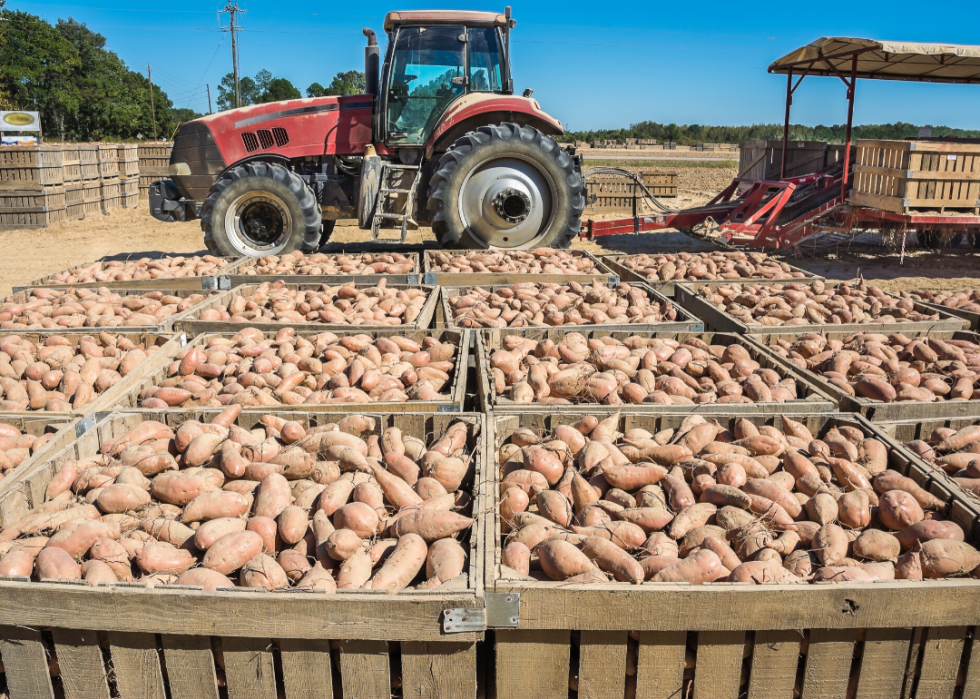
[[406, 274, 421, 285], [486, 592, 520, 627], [75, 413, 96, 438], [437, 404, 460, 413], [443, 608, 485, 633], [179, 333, 187, 347], [219, 276, 231, 290], [202, 276, 217, 290], [423, 272, 437, 285]]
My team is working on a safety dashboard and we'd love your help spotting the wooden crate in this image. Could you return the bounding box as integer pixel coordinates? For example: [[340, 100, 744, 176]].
[[61, 162, 81, 183], [114, 327, 471, 415], [488, 410, 980, 699], [0, 202, 67, 229], [12, 256, 247, 292], [2, 288, 227, 334], [100, 177, 120, 199], [101, 195, 121, 212], [139, 172, 166, 188], [121, 192, 140, 209], [78, 144, 99, 164], [0, 145, 64, 190], [117, 143, 138, 162], [81, 199, 102, 217], [64, 183, 84, 206], [79, 162, 100, 180], [119, 159, 139, 177], [137, 143, 173, 160], [585, 172, 678, 213], [59, 144, 80, 166], [600, 253, 820, 298], [81, 180, 100, 203], [176, 282, 441, 336], [66, 202, 86, 220], [423, 250, 616, 286], [475, 328, 836, 415], [138, 156, 170, 172], [914, 298, 980, 332], [675, 281, 970, 336], [0, 414, 77, 507], [738, 140, 831, 180], [851, 139, 980, 213], [139, 184, 150, 199], [749, 329, 980, 423], [0, 409, 487, 699], [437, 282, 704, 334], [227, 252, 422, 288], [119, 177, 139, 196], [0, 187, 66, 211]]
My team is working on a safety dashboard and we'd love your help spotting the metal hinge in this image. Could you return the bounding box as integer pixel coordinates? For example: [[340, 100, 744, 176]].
[[75, 413, 96, 438], [443, 608, 485, 633]]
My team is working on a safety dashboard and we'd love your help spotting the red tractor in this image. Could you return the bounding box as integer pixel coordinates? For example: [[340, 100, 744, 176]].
[[150, 8, 585, 255]]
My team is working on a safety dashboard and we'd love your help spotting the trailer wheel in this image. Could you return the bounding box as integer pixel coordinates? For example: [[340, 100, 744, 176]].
[[427, 123, 585, 249], [918, 230, 963, 249], [972, 232, 980, 249], [201, 161, 321, 257]]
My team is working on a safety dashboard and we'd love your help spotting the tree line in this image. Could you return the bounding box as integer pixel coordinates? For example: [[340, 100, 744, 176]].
[[216, 70, 364, 111], [559, 121, 980, 145]]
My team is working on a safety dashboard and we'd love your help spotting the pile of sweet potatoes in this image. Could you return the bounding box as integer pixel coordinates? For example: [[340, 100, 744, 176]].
[[138, 328, 457, 408], [449, 281, 678, 329], [0, 408, 476, 592], [767, 332, 980, 403], [906, 289, 980, 314], [0, 333, 163, 412], [619, 252, 807, 283], [194, 281, 429, 326], [904, 423, 980, 497], [0, 289, 210, 330], [429, 249, 598, 275], [0, 423, 59, 483], [695, 280, 942, 327], [498, 413, 978, 584], [242, 252, 415, 277], [488, 333, 802, 406], [38, 256, 233, 285]]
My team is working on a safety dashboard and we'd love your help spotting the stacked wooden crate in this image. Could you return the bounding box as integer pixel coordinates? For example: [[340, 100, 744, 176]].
[[60, 144, 84, 221], [117, 144, 140, 209], [138, 142, 172, 198], [0, 145, 67, 229], [98, 144, 120, 213], [78, 144, 101, 218]]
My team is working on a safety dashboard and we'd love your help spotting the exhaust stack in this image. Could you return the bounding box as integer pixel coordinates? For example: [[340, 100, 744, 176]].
[[363, 28, 380, 96]]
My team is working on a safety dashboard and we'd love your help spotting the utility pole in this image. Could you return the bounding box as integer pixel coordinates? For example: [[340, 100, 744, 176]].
[[147, 63, 157, 139], [220, 2, 246, 108], [206, 83, 213, 114]]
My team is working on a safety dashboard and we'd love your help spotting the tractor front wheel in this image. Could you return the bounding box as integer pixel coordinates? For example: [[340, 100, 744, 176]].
[[201, 161, 322, 257], [427, 123, 585, 249]]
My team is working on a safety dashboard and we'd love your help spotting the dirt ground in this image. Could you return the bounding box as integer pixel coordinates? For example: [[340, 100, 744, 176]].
[[1, 168, 977, 296]]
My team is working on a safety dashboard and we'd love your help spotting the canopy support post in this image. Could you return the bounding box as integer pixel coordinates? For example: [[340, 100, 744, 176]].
[[841, 54, 857, 200], [781, 70, 792, 179]]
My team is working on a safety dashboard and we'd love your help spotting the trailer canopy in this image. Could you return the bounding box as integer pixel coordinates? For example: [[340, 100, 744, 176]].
[[769, 38, 980, 84]]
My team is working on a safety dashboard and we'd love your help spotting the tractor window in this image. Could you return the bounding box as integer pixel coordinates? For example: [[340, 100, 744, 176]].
[[468, 27, 503, 92], [386, 25, 466, 145]]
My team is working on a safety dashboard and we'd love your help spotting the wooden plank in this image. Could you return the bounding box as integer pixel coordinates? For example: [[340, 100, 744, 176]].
[[495, 630, 569, 699], [50, 627, 110, 699], [800, 628, 856, 699], [106, 632, 166, 699], [961, 628, 980, 699], [160, 634, 220, 699], [915, 626, 966, 699], [636, 631, 686, 699], [693, 631, 743, 699], [221, 636, 277, 699], [747, 629, 801, 699], [401, 641, 477, 699], [338, 640, 390, 699], [854, 627, 912, 699], [278, 638, 333, 699], [578, 630, 627, 699], [0, 624, 55, 699]]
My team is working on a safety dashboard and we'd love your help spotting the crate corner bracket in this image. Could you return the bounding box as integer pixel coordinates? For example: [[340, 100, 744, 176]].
[[486, 591, 520, 628]]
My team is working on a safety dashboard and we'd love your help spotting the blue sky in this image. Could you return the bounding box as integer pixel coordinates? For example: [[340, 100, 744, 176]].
[[12, 0, 980, 131]]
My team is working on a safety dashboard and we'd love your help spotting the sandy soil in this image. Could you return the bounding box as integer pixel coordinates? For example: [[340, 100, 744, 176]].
[[1, 169, 977, 297]]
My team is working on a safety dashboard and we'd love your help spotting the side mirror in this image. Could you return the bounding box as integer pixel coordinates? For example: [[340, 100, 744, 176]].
[[451, 76, 469, 87], [523, 88, 534, 98]]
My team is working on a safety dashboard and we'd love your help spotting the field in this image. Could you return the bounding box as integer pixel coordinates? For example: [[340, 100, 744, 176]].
[[2, 164, 978, 295]]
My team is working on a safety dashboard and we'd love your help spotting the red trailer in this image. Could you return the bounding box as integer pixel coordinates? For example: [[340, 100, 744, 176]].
[[582, 38, 980, 252]]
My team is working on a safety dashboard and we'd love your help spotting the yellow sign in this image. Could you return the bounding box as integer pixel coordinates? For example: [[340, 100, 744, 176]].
[[0, 111, 40, 131]]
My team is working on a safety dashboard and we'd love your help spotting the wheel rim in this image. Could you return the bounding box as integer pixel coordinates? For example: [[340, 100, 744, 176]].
[[457, 155, 556, 249], [224, 191, 293, 255]]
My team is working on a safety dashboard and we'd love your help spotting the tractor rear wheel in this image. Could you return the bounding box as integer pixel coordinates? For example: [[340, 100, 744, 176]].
[[918, 230, 963, 249], [427, 123, 585, 249], [201, 161, 321, 257]]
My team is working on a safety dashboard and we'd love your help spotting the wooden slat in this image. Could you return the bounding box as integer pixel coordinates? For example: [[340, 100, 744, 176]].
[[800, 629, 856, 699], [855, 627, 912, 699], [961, 628, 980, 699], [693, 631, 744, 699], [916, 626, 966, 699], [401, 641, 477, 699], [636, 631, 686, 699], [578, 630, 627, 699], [222, 636, 276, 699], [50, 628, 110, 699], [748, 629, 801, 699], [279, 638, 333, 699], [106, 632, 165, 699], [0, 624, 55, 699], [160, 634, 220, 699], [339, 640, 390, 699], [495, 630, 569, 699]]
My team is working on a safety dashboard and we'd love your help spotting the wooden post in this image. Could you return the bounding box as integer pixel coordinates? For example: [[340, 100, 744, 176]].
[[781, 70, 792, 179], [841, 54, 858, 200]]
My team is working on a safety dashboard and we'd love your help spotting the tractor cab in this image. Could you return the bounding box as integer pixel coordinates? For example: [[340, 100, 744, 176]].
[[380, 10, 514, 148]]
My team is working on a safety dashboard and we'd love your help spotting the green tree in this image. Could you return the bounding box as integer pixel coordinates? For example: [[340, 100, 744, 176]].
[[257, 77, 300, 103], [306, 82, 327, 98], [325, 70, 365, 96], [172, 107, 203, 125], [254, 69, 273, 95], [216, 72, 258, 111]]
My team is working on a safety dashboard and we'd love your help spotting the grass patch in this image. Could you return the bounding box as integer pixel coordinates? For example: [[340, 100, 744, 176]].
[[584, 159, 737, 169]]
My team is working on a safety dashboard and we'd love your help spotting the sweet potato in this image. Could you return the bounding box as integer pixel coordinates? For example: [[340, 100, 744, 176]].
[[650, 549, 727, 585], [177, 568, 235, 591], [240, 553, 289, 590], [537, 539, 599, 581], [369, 533, 427, 593], [919, 540, 980, 578], [877, 490, 924, 531], [202, 530, 264, 575], [581, 536, 644, 584]]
